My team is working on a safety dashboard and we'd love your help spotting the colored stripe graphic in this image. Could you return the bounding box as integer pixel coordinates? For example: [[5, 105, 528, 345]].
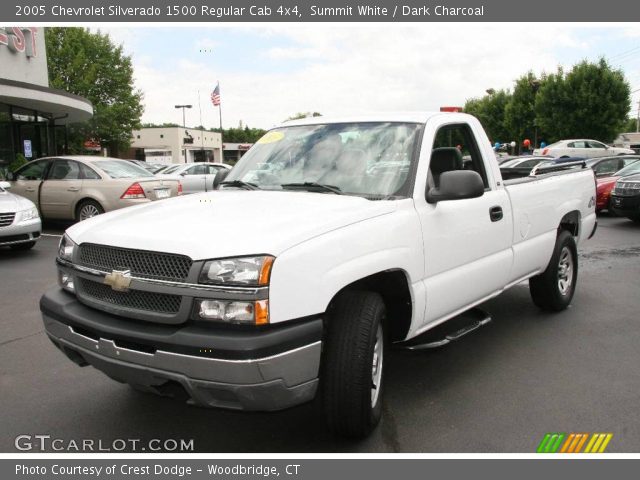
[[538, 433, 612, 453]]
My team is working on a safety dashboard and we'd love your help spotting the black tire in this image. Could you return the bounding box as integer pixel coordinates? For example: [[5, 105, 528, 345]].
[[322, 290, 386, 438], [529, 230, 578, 311], [10, 241, 36, 251], [75, 199, 104, 222]]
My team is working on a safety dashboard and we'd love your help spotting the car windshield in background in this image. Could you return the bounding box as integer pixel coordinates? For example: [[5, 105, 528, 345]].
[[92, 160, 154, 179], [162, 165, 182, 174], [615, 160, 640, 177], [223, 122, 422, 199]]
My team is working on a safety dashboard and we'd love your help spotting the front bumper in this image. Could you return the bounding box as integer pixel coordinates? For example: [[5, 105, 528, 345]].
[[0, 217, 41, 246], [41, 287, 322, 411], [610, 194, 640, 217]]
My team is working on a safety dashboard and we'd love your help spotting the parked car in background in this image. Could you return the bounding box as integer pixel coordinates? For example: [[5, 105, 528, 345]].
[[498, 156, 552, 169], [598, 161, 640, 221], [8, 156, 181, 222], [0, 181, 41, 250], [585, 155, 640, 177], [610, 172, 640, 222], [534, 139, 634, 158], [156, 162, 231, 194]]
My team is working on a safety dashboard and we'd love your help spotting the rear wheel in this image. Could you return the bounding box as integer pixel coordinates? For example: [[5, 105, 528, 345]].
[[322, 291, 386, 438], [76, 200, 104, 222], [529, 230, 578, 311]]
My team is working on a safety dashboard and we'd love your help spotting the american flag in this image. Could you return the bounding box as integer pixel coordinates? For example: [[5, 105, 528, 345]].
[[211, 83, 221, 106]]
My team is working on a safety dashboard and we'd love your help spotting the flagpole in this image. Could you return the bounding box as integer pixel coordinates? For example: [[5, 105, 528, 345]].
[[197, 90, 205, 161], [217, 81, 223, 163]]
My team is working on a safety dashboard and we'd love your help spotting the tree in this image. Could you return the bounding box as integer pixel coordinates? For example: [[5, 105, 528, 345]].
[[45, 28, 144, 155], [464, 89, 513, 143], [535, 59, 630, 143], [284, 112, 322, 122], [504, 72, 543, 145]]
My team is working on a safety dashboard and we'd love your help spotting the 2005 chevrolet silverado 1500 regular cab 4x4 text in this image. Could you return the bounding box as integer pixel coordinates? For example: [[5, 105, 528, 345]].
[[41, 113, 597, 438]]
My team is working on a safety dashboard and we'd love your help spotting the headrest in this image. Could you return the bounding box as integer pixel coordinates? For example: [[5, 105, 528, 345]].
[[430, 147, 463, 175]]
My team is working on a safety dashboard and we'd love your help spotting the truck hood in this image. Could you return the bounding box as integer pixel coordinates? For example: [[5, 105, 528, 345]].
[[66, 190, 397, 259]]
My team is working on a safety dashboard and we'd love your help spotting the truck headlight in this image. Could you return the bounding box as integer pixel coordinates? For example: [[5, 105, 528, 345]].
[[199, 256, 274, 286], [196, 299, 269, 325], [18, 206, 39, 222], [58, 234, 76, 262]]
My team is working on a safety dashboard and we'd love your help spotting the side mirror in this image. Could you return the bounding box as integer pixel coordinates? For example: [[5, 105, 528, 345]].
[[0, 181, 10, 190], [179, 171, 187, 176], [427, 170, 485, 204], [212, 169, 230, 189]]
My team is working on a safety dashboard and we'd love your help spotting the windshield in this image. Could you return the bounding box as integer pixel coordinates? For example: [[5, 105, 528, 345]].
[[615, 160, 640, 177], [162, 165, 182, 174], [92, 160, 154, 179], [224, 122, 422, 199]]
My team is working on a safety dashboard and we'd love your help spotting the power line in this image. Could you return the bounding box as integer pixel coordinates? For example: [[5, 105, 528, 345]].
[[608, 45, 640, 61]]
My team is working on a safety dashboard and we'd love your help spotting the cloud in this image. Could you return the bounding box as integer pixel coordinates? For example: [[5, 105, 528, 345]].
[[107, 24, 632, 129]]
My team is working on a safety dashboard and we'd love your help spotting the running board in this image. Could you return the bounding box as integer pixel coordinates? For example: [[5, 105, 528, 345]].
[[397, 308, 492, 350]]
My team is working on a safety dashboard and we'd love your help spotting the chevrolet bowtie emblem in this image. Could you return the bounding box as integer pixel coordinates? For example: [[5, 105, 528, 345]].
[[104, 269, 132, 292]]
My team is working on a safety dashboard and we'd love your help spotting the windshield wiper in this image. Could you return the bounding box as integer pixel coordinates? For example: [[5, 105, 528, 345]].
[[280, 182, 343, 194], [219, 180, 259, 190]]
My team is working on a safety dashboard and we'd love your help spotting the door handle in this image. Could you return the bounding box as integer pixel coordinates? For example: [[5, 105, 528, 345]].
[[489, 206, 503, 222], [26, 187, 36, 192], [67, 187, 80, 192]]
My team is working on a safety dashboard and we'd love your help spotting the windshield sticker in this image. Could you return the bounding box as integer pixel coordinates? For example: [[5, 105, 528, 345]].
[[257, 131, 285, 144]]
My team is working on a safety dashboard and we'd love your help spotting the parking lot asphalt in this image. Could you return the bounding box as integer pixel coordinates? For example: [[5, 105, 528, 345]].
[[1, 215, 639, 453]]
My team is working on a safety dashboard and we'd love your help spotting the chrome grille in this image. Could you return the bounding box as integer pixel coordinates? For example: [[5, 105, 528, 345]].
[[78, 278, 182, 314], [613, 182, 640, 197], [78, 243, 192, 282], [0, 212, 15, 227]]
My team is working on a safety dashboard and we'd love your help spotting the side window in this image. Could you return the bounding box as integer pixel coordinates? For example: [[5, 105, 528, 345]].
[[567, 142, 575, 148], [15, 160, 50, 180], [588, 141, 606, 149], [573, 141, 588, 149], [192, 164, 207, 175], [594, 159, 616, 175], [430, 123, 489, 189], [207, 165, 222, 174], [79, 163, 101, 180], [48, 160, 81, 180]]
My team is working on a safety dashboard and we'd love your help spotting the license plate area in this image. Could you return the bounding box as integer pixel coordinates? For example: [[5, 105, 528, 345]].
[[155, 188, 170, 199]]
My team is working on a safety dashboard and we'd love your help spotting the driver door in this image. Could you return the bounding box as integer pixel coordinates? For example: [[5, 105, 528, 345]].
[[416, 121, 513, 327], [9, 159, 52, 210]]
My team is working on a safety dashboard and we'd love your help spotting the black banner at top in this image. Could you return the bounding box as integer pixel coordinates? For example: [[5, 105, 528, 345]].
[[2, 0, 640, 22]]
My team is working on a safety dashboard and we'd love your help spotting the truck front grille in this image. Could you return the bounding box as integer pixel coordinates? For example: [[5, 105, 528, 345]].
[[78, 243, 192, 282], [0, 212, 15, 227], [613, 182, 640, 197], [77, 278, 182, 314]]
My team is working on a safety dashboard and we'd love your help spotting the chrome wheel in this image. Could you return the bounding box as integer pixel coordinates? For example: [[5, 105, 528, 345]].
[[557, 246, 574, 296], [371, 323, 384, 407], [79, 204, 101, 221]]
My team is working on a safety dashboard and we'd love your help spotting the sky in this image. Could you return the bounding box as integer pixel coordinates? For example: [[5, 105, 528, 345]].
[[96, 25, 640, 131]]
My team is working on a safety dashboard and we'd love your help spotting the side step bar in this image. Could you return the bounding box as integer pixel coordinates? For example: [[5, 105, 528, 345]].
[[397, 307, 492, 350]]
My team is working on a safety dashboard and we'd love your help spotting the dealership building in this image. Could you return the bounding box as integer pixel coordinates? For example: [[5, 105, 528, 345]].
[[130, 127, 223, 165], [0, 27, 93, 166]]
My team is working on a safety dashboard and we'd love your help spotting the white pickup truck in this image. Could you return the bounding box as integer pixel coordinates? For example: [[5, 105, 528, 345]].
[[41, 113, 597, 438]]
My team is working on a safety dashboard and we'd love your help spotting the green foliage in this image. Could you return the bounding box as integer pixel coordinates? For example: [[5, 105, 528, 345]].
[[505, 72, 542, 143], [622, 117, 638, 133], [464, 89, 513, 143], [535, 59, 630, 143], [141, 122, 179, 128], [211, 126, 267, 143], [8, 153, 28, 172], [285, 112, 322, 122], [45, 27, 144, 156]]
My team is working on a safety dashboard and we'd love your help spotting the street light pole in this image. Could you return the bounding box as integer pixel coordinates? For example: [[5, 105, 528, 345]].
[[175, 104, 192, 163]]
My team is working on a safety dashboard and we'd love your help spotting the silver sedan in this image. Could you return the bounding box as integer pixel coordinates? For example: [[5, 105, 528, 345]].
[[0, 181, 41, 250]]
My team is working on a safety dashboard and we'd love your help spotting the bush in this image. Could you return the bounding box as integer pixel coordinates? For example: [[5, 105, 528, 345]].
[[8, 153, 28, 173]]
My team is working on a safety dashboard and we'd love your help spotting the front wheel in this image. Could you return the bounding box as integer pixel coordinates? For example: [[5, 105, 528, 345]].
[[529, 230, 578, 311], [322, 291, 386, 438]]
